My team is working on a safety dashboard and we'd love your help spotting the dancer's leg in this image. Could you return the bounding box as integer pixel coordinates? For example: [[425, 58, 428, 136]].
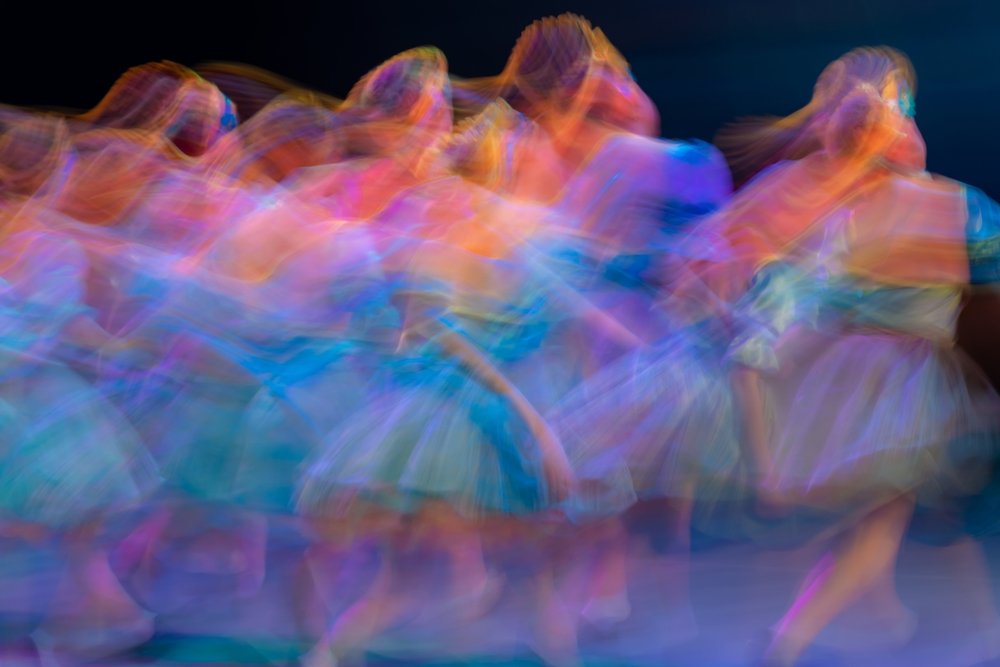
[[763, 494, 914, 666]]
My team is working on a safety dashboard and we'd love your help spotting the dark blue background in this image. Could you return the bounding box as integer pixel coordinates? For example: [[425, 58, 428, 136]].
[[6, 0, 999, 195]]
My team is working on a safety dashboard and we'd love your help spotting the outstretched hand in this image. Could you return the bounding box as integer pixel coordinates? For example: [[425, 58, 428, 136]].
[[532, 418, 576, 502]]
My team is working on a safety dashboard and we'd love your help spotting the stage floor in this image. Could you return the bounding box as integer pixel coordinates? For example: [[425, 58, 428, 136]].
[[3, 529, 1000, 666]]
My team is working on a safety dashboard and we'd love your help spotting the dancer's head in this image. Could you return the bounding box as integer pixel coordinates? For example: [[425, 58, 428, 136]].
[[83, 61, 233, 157], [0, 111, 69, 198], [168, 79, 235, 157], [341, 46, 453, 161], [224, 97, 344, 182], [583, 27, 660, 136], [450, 14, 658, 138], [505, 14, 658, 136], [811, 48, 914, 117], [718, 47, 922, 183], [814, 48, 924, 169], [821, 84, 896, 160]]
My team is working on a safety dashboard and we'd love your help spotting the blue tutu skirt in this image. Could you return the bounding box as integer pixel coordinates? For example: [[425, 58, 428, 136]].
[[297, 353, 552, 519], [0, 353, 160, 528]]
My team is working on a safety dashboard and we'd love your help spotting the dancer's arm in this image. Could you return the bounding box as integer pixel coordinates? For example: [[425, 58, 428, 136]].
[[730, 364, 773, 485], [731, 363, 791, 517], [401, 301, 574, 498], [724, 263, 806, 515], [519, 247, 646, 349], [552, 284, 645, 349]]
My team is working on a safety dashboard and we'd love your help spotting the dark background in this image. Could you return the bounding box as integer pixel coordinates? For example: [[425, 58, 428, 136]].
[[5, 0, 1000, 377], [5, 0, 999, 195]]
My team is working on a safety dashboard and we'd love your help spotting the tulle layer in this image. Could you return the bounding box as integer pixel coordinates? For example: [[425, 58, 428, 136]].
[[297, 360, 556, 519], [0, 358, 159, 528], [762, 328, 1000, 508], [551, 331, 740, 520]]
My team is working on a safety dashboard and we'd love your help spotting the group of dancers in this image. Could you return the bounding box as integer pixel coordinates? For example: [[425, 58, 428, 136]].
[[2, 13, 1000, 667]]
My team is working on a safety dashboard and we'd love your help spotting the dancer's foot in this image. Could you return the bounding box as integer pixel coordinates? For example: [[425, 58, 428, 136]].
[[818, 602, 917, 650], [579, 589, 631, 628], [42, 548, 156, 657], [955, 617, 1000, 667], [660, 603, 699, 645], [533, 594, 580, 667], [444, 570, 505, 620], [34, 608, 154, 659], [754, 628, 805, 667], [314, 587, 409, 666], [754, 628, 844, 667], [301, 642, 339, 667]]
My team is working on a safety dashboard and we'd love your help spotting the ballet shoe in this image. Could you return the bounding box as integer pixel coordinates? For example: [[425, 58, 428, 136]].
[[817, 604, 917, 651], [528, 635, 581, 667], [954, 618, 1000, 667], [579, 590, 631, 629], [530, 599, 580, 667], [750, 629, 844, 667], [0, 639, 43, 667], [660, 604, 699, 645], [877, 605, 919, 648], [31, 609, 154, 659], [300, 643, 339, 667], [444, 570, 506, 620]]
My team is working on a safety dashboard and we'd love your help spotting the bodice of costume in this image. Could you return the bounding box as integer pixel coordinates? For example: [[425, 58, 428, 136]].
[[727, 172, 972, 371], [818, 278, 960, 343], [728, 255, 962, 373]]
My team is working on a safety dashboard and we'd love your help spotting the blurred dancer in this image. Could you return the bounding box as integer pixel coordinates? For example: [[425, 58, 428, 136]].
[[0, 216, 158, 657], [712, 48, 1000, 664], [463, 16, 734, 651], [706, 72, 1000, 665]]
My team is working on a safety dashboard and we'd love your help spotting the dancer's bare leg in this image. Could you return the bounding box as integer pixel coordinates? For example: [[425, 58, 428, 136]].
[[534, 554, 581, 667], [763, 494, 914, 666], [659, 487, 698, 640], [38, 520, 153, 656], [113, 507, 171, 575], [303, 529, 409, 667], [579, 518, 630, 626], [944, 536, 1000, 665], [292, 547, 328, 641], [625, 483, 698, 642], [411, 501, 501, 619], [236, 511, 268, 597], [799, 543, 917, 650]]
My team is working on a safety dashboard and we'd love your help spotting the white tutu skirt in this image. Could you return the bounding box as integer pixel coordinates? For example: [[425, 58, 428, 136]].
[[296, 356, 554, 520], [761, 327, 1000, 508], [232, 355, 371, 513], [550, 330, 741, 521], [0, 355, 160, 528]]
